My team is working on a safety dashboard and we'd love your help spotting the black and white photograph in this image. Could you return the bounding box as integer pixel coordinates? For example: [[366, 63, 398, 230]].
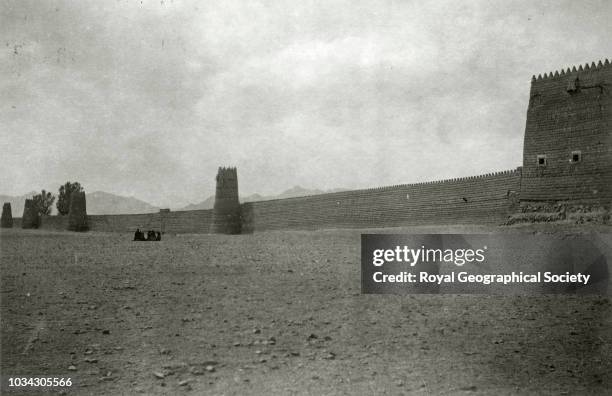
[[1, 1, 611, 394]]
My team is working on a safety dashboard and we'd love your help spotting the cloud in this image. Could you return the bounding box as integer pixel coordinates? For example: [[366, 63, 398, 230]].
[[1, 0, 611, 206]]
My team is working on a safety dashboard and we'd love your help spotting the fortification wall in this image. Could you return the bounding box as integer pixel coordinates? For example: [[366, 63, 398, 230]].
[[11, 171, 519, 234], [87, 209, 213, 234], [38, 215, 69, 231], [87, 213, 160, 233], [242, 169, 521, 232], [161, 210, 213, 234], [11, 210, 213, 234], [12, 213, 161, 233], [521, 59, 612, 202]]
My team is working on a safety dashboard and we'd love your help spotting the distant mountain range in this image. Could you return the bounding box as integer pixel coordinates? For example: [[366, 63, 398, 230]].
[[86, 191, 159, 215], [178, 186, 348, 211], [0, 192, 38, 218], [0, 186, 347, 216], [0, 191, 159, 216]]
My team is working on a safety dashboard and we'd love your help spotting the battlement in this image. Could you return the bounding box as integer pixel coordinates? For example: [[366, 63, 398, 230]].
[[251, 168, 522, 204], [217, 166, 237, 173], [216, 166, 238, 180], [212, 165, 241, 234], [531, 58, 611, 83]]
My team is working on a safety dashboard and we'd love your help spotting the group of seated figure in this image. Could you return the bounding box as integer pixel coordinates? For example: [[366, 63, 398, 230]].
[[133, 228, 161, 241]]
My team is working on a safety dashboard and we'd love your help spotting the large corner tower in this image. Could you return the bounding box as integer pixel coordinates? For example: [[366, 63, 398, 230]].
[[521, 58, 612, 203], [212, 167, 241, 234]]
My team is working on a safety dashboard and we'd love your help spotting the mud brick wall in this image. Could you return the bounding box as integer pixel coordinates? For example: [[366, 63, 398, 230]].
[[84, 209, 213, 234], [521, 60, 612, 202], [12, 210, 213, 234], [38, 215, 69, 231], [87, 213, 161, 233], [241, 169, 521, 232], [160, 210, 213, 234]]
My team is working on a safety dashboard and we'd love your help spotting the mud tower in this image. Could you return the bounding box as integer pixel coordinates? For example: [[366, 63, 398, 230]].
[[67, 191, 88, 231], [212, 167, 241, 234], [521, 58, 612, 203], [1, 203, 13, 228], [21, 198, 39, 229]]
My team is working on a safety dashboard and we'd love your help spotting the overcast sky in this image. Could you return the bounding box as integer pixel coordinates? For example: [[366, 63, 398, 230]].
[[1, 0, 611, 208]]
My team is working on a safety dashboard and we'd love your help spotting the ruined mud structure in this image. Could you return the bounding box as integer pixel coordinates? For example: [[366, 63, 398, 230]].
[[67, 191, 88, 231], [20, 199, 39, 229], [12, 58, 612, 233], [1, 203, 13, 228]]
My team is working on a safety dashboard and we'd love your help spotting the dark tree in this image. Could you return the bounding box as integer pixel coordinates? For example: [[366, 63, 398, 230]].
[[57, 182, 83, 215], [32, 190, 56, 216]]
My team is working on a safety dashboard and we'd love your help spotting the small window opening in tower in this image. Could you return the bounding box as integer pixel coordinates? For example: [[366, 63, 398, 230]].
[[566, 77, 580, 93], [537, 155, 547, 167], [571, 151, 582, 163]]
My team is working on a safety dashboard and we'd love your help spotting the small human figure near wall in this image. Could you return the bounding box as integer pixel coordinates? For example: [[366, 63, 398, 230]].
[[133, 229, 161, 242], [133, 228, 144, 241]]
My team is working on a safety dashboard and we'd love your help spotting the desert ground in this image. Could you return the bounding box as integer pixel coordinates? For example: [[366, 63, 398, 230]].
[[1, 225, 611, 395]]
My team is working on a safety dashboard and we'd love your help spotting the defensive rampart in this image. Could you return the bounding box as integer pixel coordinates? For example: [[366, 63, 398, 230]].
[[87, 210, 213, 234], [242, 169, 521, 232], [13, 211, 213, 234], [12, 169, 520, 234]]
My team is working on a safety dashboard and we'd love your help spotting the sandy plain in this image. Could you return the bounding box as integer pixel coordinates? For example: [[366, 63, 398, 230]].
[[1, 225, 611, 395]]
